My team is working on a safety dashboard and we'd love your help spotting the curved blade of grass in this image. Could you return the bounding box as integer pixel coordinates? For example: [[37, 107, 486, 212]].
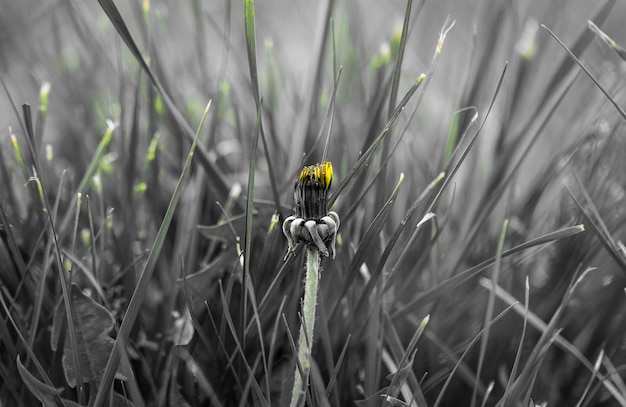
[[542, 24, 626, 121], [93, 101, 212, 407], [392, 224, 585, 319], [539, 0, 614, 111], [471, 219, 508, 407], [329, 173, 405, 320], [95, 0, 232, 201]]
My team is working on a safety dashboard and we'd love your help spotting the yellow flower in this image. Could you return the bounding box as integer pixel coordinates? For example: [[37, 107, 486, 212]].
[[294, 161, 333, 220]]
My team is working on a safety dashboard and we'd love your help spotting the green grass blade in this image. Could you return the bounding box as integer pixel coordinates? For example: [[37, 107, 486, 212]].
[[93, 100, 212, 407], [244, 0, 260, 104]]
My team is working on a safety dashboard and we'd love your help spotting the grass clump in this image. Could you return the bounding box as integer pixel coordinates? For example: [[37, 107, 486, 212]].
[[1, 1, 626, 406]]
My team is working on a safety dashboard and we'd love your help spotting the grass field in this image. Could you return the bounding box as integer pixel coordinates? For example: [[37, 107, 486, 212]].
[[2, 0, 626, 406]]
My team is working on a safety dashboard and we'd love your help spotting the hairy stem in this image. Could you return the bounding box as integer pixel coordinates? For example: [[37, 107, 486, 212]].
[[290, 246, 321, 407]]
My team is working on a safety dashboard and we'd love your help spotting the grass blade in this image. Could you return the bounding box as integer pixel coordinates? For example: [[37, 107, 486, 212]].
[[387, 0, 412, 119], [242, 99, 263, 347], [384, 315, 429, 405], [243, 0, 282, 217], [471, 219, 508, 407], [542, 24, 626, 121]]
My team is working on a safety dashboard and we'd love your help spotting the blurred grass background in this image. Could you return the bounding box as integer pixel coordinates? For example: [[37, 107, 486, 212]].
[[2, 0, 626, 406]]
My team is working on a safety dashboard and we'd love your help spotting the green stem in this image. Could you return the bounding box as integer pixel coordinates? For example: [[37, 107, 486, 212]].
[[290, 246, 321, 407]]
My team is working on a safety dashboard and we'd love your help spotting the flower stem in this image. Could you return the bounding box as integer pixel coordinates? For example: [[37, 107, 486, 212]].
[[290, 246, 321, 407]]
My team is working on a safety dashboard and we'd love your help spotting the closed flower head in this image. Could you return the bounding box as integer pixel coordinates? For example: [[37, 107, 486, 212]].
[[294, 161, 333, 220]]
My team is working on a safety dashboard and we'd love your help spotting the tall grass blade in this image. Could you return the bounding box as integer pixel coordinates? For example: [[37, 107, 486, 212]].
[[93, 101, 212, 407], [242, 99, 263, 347], [243, 0, 282, 217]]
